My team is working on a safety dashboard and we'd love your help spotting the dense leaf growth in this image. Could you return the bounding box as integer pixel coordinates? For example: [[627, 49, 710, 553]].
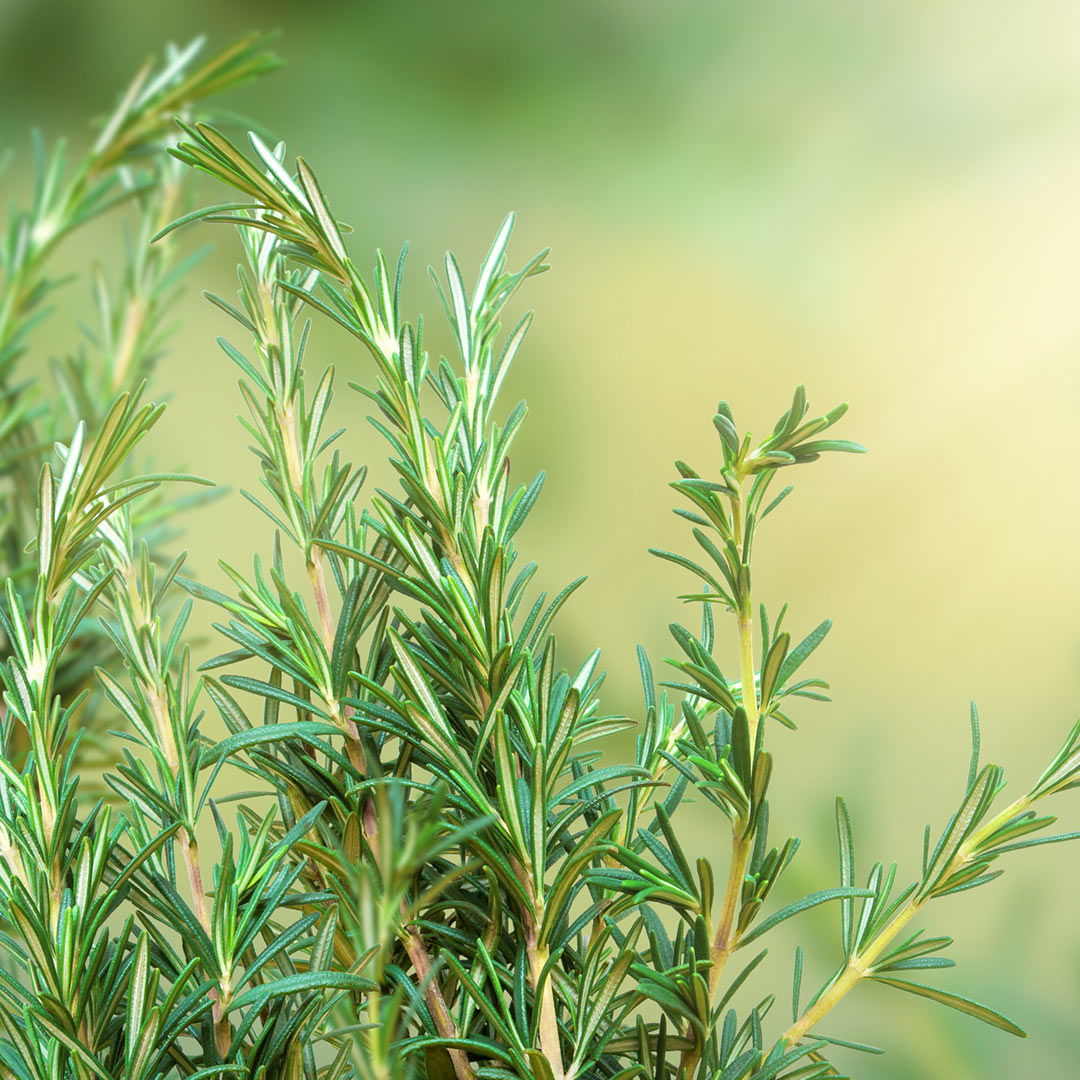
[[0, 33, 1076, 1080]]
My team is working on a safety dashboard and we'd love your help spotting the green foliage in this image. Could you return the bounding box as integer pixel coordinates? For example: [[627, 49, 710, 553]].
[[0, 33, 1077, 1080]]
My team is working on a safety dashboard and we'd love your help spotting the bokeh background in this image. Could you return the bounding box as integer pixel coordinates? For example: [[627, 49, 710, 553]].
[[3, 1, 1079, 1075]]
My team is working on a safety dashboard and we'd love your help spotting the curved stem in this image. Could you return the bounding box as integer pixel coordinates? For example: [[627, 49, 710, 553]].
[[783, 793, 1033, 1048], [782, 903, 919, 1048]]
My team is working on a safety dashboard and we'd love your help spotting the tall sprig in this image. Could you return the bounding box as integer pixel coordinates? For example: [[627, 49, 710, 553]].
[[0, 33, 278, 384], [630, 392, 1080, 1078], [164, 128, 650, 1080], [579, 391, 867, 1078], [0, 390, 196, 1078], [0, 34, 280, 770]]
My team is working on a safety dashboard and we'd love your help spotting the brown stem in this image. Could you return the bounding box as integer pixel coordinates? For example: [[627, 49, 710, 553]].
[[179, 833, 212, 936], [304, 552, 368, 782], [308, 554, 336, 651], [180, 831, 231, 1057], [405, 929, 475, 1080], [365, 798, 474, 1080]]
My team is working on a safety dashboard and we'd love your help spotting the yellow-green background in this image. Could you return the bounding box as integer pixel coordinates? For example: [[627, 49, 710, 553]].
[[3, 2, 1079, 1075]]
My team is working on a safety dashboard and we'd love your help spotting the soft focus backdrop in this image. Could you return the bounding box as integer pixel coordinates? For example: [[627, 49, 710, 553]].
[[3, 2, 1079, 1075]]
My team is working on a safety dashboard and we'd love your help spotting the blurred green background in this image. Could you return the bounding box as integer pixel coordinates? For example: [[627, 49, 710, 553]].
[[3, 1, 1079, 1074]]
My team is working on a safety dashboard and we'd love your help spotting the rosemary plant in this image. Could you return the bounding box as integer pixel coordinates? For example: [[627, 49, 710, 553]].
[[1, 35, 1078, 1080]]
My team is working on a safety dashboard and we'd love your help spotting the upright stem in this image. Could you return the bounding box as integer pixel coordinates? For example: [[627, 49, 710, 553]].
[[680, 481, 758, 1078], [523, 890, 566, 1080], [304, 553, 366, 775], [109, 180, 179, 395], [144, 659, 228, 1054], [732, 489, 760, 744], [276, 393, 367, 774], [144, 665, 211, 935], [307, 554, 336, 649], [285, 431, 472, 1079], [178, 830, 233, 1057], [364, 800, 476, 1080], [710, 834, 753, 972], [257, 291, 470, 1072], [123, 556, 230, 1053], [178, 832, 212, 936], [404, 930, 475, 1080]]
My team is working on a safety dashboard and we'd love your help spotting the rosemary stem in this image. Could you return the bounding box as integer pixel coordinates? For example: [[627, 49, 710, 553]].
[[710, 481, 759, 968], [304, 553, 366, 773], [783, 793, 1034, 1047], [783, 903, 920, 1047], [143, 645, 229, 1053], [525, 903, 566, 1080], [404, 930, 476, 1080], [296, 470, 472, 1078], [364, 799, 476, 1080], [680, 481, 758, 1078], [307, 554, 336, 651]]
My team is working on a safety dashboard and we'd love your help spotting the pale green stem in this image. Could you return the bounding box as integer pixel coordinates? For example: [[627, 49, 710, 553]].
[[525, 903, 566, 1080], [680, 480, 758, 1078], [783, 793, 1033, 1048]]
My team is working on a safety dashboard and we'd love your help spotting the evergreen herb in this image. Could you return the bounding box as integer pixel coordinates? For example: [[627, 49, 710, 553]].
[[1, 35, 1077, 1079]]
